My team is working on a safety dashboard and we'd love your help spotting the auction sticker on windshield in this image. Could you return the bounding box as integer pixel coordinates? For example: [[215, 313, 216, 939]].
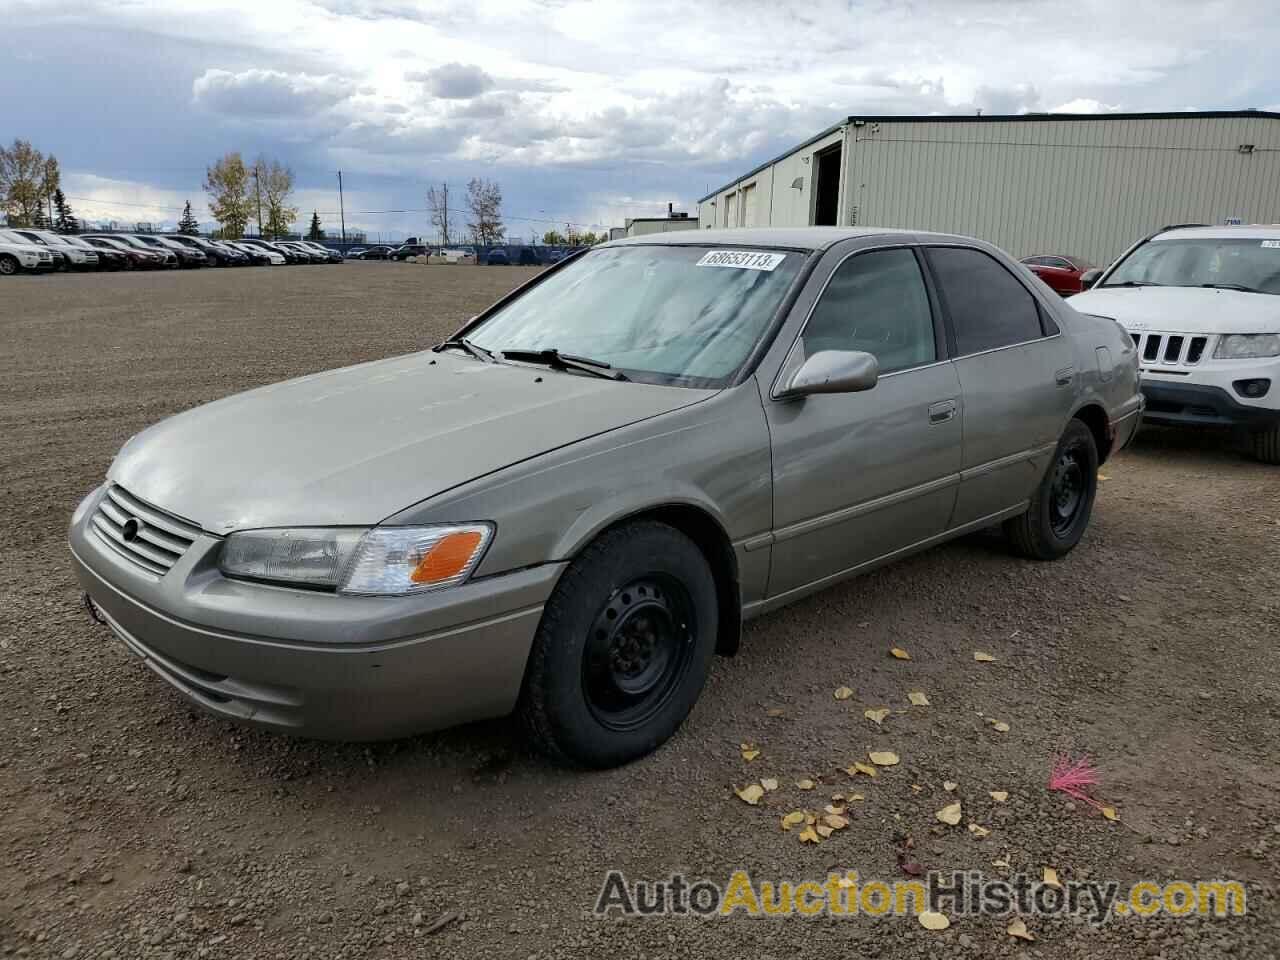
[[696, 250, 787, 271]]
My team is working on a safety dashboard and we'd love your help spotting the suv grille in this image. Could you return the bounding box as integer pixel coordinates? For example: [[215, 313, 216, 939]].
[[90, 485, 202, 576], [1134, 333, 1210, 367]]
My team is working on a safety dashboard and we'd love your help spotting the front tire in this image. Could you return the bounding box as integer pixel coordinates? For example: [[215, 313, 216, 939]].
[[1252, 425, 1280, 465], [518, 521, 718, 768], [1004, 418, 1099, 560], [0, 254, 18, 276]]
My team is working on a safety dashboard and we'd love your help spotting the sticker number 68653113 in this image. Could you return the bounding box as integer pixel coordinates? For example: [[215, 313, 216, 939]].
[[695, 250, 787, 271]]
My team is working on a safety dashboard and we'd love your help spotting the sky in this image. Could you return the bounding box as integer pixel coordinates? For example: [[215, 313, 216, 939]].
[[4, 0, 1280, 241]]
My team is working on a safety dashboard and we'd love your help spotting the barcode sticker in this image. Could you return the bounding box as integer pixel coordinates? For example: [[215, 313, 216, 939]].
[[696, 250, 787, 271]]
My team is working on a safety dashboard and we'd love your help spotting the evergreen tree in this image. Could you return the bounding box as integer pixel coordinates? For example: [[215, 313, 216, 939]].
[[52, 189, 78, 234], [31, 205, 48, 229], [177, 201, 199, 235], [306, 210, 325, 241]]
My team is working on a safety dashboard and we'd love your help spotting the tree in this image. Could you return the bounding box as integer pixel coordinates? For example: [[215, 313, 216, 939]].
[[203, 152, 251, 239], [0, 139, 50, 227], [177, 201, 199, 235], [41, 155, 60, 224], [465, 177, 504, 246], [426, 183, 451, 246], [53, 189, 78, 234], [541, 229, 566, 245], [306, 210, 325, 241], [255, 155, 297, 239]]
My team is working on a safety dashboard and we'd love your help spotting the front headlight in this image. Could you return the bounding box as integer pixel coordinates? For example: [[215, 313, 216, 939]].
[[1214, 333, 1280, 359], [218, 523, 493, 595]]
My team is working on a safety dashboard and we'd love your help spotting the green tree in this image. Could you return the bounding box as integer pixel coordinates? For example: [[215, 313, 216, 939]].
[[0, 139, 49, 226], [465, 177, 504, 246], [53, 189, 78, 233], [203, 152, 251, 238], [306, 210, 325, 241], [255, 155, 297, 239], [541, 229, 565, 245], [177, 201, 199, 235]]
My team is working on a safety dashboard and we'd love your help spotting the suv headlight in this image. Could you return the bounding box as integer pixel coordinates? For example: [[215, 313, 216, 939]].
[[219, 523, 493, 595], [1214, 334, 1280, 359]]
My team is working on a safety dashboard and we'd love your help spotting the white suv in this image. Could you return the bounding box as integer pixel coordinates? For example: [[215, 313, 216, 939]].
[[1072, 225, 1280, 463]]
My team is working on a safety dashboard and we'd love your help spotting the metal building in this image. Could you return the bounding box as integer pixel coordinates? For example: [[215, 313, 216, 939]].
[[697, 111, 1280, 265]]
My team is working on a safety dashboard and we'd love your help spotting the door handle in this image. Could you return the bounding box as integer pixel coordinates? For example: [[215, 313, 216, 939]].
[[1055, 366, 1076, 386], [928, 399, 958, 424]]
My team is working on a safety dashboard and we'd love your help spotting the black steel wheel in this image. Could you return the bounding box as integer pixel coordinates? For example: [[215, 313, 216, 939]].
[[1004, 417, 1099, 560]]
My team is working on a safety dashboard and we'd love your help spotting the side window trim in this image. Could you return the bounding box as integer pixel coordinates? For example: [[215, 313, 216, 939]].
[[923, 243, 1062, 360]]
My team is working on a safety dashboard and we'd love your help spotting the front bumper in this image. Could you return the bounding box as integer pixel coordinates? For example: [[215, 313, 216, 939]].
[[1141, 380, 1279, 429], [70, 486, 564, 740]]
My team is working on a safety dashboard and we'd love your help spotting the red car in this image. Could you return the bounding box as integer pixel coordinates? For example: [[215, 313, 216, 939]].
[[1020, 254, 1097, 296]]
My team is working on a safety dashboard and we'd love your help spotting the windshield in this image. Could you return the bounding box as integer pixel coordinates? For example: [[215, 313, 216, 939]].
[[468, 245, 804, 386], [1104, 237, 1280, 294]]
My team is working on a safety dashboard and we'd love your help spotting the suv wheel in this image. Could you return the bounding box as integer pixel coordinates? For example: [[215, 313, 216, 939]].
[[1252, 425, 1280, 465], [0, 254, 18, 276]]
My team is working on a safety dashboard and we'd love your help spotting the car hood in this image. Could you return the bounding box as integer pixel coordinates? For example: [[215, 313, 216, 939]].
[[109, 351, 713, 533], [0, 241, 50, 255], [1070, 286, 1280, 334]]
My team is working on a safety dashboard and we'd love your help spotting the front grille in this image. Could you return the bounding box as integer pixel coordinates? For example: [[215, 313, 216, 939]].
[[90, 485, 202, 576], [1134, 333, 1210, 367]]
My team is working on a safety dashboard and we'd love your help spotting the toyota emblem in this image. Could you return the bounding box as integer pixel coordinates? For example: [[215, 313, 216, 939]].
[[121, 517, 143, 542]]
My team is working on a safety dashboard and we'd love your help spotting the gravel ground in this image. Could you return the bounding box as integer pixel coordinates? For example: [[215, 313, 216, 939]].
[[1, 262, 1277, 960]]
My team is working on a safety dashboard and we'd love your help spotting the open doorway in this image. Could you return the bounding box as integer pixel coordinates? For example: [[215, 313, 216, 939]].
[[812, 143, 842, 226]]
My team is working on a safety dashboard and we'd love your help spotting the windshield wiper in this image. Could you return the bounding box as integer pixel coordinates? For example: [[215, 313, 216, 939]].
[[1100, 280, 1161, 288], [1199, 282, 1270, 295], [433, 337, 497, 363], [500, 348, 629, 381]]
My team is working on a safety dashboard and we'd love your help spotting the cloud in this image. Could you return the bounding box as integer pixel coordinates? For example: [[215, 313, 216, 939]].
[[193, 68, 353, 116], [407, 62, 495, 99], [1051, 97, 1123, 114]]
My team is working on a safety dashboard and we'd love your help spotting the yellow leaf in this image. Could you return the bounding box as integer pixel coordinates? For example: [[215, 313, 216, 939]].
[[974, 651, 997, 662], [834, 686, 854, 700], [823, 813, 850, 830], [798, 826, 820, 844], [864, 708, 891, 726], [992, 857, 1010, 869], [816, 824, 834, 838], [847, 762, 878, 778], [911, 784, 923, 793], [760, 778, 779, 792], [1007, 917, 1036, 941], [968, 822, 991, 838], [890, 647, 912, 660], [990, 791, 1009, 803], [824, 803, 846, 816], [907, 691, 930, 706], [918, 910, 950, 930], [868, 751, 899, 767], [734, 784, 764, 805], [766, 707, 785, 717], [796, 779, 816, 791], [847, 793, 865, 802], [1043, 867, 1061, 888], [781, 811, 806, 830], [1097, 473, 1111, 482], [936, 802, 963, 825], [943, 781, 958, 792], [1102, 806, 1120, 822], [740, 744, 760, 761], [992, 721, 1010, 733]]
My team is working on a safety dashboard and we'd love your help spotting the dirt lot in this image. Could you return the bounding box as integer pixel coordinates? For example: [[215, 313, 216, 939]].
[[1, 262, 1277, 960]]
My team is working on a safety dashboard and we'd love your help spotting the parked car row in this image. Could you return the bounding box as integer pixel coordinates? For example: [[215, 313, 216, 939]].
[[0, 231, 344, 275]]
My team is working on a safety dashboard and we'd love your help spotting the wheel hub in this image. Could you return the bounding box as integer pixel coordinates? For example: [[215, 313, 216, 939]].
[[1050, 450, 1085, 535]]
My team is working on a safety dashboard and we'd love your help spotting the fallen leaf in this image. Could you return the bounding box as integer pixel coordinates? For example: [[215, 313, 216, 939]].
[[868, 751, 900, 767], [1007, 917, 1036, 941], [974, 651, 997, 662], [846, 793, 865, 802], [911, 784, 923, 793], [830, 791, 844, 800], [968, 822, 991, 838], [847, 762, 878, 778], [834, 686, 854, 700], [990, 791, 1009, 803], [781, 811, 806, 830], [899, 858, 925, 877], [816, 824, 834, 838], [943, 781, 958, 792], [824, 804, 846, 816], [798, 826, 820, 844], [1101, 806, 1120, 822], [805, 813, 816, 825], [760, 778, 779, 792], [918, 910, 950, 930], [796, 779, 816, 791], [992, 721, 1010, 733], [823, 814, 850, 830], [766, 707, 785, 717], [890, 647, 912, 660], [864, 708, 891, 726], [907, 691, 931, 706], [1097, 473, 1111, 482], [740, 744, 760, 761], [992, 857, 1010, 869], [936, 802, 963, 825], [734, 784, 764, 805], [1043, 867, 1061, 888]]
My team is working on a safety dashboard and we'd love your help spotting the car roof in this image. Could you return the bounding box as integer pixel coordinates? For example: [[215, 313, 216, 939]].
[[1155, 224, 1280, 241], [604, 226, 971, 252]]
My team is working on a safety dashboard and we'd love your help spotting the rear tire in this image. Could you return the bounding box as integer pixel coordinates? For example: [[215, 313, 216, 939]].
[[1004, 418, 1098, 560], [517, 521, 718, 768], [1252, 425, 1280, 465]]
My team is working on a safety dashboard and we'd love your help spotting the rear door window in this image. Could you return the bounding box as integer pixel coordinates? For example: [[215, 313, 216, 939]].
[[927, 247, 1046, 355]]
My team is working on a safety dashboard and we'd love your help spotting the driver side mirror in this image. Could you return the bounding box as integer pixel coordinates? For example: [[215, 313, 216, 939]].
[[780, 350, 880, 397], [1080, 268, 1103, 290]]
